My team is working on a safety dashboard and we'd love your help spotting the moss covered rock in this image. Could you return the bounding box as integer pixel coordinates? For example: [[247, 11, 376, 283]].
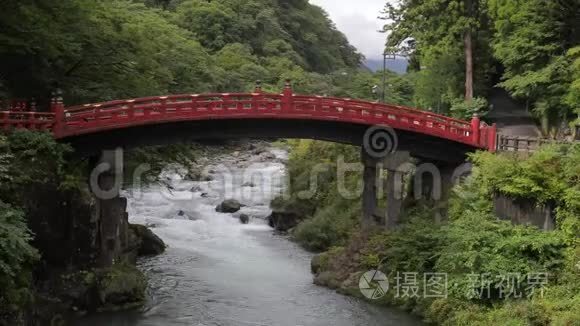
[[129, 224, 166, 257], [96, 264, 147, 312], [54, 263, 147, 313]]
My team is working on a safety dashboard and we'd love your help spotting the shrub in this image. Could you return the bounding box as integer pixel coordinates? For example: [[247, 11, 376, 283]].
[[0, 201, 39, 314], [274, 140, 362, 251], [293, 200, 360, 251], [450, 97, 489, 120]]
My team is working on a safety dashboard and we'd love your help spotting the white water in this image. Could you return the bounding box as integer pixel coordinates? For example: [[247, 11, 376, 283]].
[[78, 147, 420, 326]]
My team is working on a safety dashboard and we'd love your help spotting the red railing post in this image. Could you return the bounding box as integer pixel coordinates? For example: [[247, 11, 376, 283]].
[[488, 123, 497, 152], [254, 80, 263, 94], [127, 100, 135, 120], [51, 90, 65, 138], [281, 79, 293, 112], [159, 96, 168, 116], [252, 81, 263, 112], [0, 111, 8, 132], [471, 113, 481, 146]]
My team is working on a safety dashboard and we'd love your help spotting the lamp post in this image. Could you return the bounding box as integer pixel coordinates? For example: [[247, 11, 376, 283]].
[[381, 51, 396, 103]]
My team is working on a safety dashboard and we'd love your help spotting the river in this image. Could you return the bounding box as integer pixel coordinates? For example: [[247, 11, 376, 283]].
[[76, 145, 421, 326]]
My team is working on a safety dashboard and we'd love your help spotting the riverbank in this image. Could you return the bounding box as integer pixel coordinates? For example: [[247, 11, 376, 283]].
[[0, 131, 170, 325], [272, 140, 579, 325]]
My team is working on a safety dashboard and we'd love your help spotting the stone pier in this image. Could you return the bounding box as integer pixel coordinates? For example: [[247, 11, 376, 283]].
[[90, 148, 128, 267], [362, 150, 412, 229], [362, 150, 466, 228]]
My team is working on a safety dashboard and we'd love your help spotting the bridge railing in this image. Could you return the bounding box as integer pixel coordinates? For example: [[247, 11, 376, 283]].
[[0, 110, 55, 132], [290, 94, 475, 144], [0, 85, 498, 151], [496, 135, 576, 152], [61, 93, 285, 135]]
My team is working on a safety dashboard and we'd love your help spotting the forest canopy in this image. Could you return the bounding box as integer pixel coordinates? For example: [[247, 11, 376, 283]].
[[0, 0, 362, 106], [382, 0, 580, 131]]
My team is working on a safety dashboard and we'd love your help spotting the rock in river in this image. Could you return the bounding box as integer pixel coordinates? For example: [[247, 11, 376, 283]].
[[215, 199, 242, 213], [267, 210, 302, 232], [129, 224, 166, 256], [238, 214, 250, 224]]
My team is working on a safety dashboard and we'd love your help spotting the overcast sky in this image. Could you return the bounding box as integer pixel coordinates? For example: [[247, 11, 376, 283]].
[[310, 0, 388, 60]]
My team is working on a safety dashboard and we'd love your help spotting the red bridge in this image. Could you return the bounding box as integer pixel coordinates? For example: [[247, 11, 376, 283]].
[[0, 83, 496, 162]]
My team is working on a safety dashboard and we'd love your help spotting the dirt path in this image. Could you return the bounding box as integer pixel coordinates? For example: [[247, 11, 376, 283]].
[[486, 88, 541, 137]]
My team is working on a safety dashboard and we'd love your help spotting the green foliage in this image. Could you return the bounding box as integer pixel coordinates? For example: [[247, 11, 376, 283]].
[[0, 131, 81, 315], [0, 0, 362, 105], [0, 0, 214, 104], [382, 0, 495, 112], [271, 140, 361, 252], [470, 145, 579, 206], [450, 97, 489, 120], [488, 0, 580, 132], [382, 0, 579, 130], [365, 209, 445, 275], [437, 211, 566, 301], [293, 199, 360, 252], [0, 131, 83, 205], [412, 52, 465, 113], [310, 145, 579, 324], [0, 201, 39, 314], [566, 47, 580, 120]]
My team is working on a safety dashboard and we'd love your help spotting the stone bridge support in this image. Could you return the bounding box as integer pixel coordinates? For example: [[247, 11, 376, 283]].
[[382, 151, 412, 229], [362, 151, 469, 229], [362, 150, 411, 229], [89, 148, 128, 267]]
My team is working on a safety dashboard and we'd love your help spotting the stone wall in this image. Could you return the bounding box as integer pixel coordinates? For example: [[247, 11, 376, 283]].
[[493, 194, 555, 231]]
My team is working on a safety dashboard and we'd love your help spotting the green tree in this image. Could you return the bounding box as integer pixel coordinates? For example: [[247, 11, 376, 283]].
[[0, 0, 215, 105], [488, 0, 580, 134], [382, 0, 494, 105]]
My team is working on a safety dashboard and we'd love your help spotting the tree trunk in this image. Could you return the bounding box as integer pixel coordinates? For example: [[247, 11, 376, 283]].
[[464, 29, 474, 101], [464, 0, 474, 101]]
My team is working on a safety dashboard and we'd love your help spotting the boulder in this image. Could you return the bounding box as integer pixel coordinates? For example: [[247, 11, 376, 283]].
[[313, 271, 341, 289], [267, 210, 302, 232], [259, 152, 276, 162], [311, 253, 327, 274], [184, 170, 202, 181], [95, 264, 147, 311], [190, 185, 203, 192], [215, 199, 242, 213], [238, 214, 250, 224], [52, 264, 147, 314], [129, 224, 166, 256]]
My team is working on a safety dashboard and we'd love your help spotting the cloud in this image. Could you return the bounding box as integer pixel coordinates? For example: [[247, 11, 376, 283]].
[[310, 0, 388, 59]]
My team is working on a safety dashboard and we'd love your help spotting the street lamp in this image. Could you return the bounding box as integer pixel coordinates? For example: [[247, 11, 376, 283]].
[[381, 50, 396, 103]]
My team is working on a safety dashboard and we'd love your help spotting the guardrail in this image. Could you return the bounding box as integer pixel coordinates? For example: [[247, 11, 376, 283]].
[[497, 134, 576, 152]]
